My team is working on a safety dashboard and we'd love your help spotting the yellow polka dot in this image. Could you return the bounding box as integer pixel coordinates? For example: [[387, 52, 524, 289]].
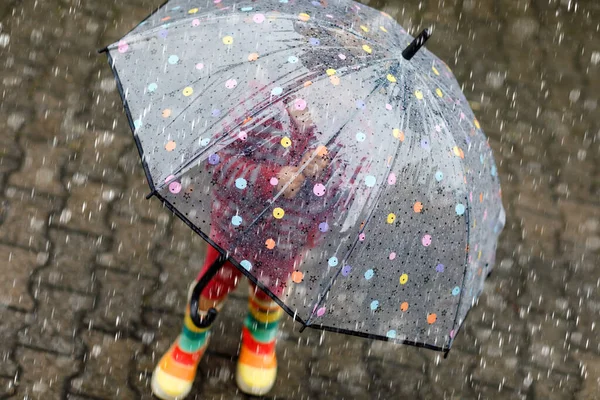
[[329, 75, 340, 85], [188, 7, 199, 14], [280, 137, 292, 148], [222, 36, 233, 45], [432, 66, 439, 75], [248, 53, 259, 61], [474, 119, 481, 129], [399, 273, 408, 285], [415, 90, 424, 100], [162, 109, 172, 118], [387, 74, 396, 83], [362, 44, 372, 54], [326, 68, 336, 76], [165, 140, 176, 152], [392, 129, 405, 141], [298, 13, 310, 21], [273, 207, 285, 219], [380, 26, 387, 32], [387, 213, 396, 224], [436, 88, 443, 97], [453, 146, 465, 159], [360, 25, 369, 32], [182, 87, 193, 96]]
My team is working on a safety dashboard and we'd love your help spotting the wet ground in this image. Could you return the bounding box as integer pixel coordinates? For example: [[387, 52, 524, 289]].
[[1, 0, 599, 399]]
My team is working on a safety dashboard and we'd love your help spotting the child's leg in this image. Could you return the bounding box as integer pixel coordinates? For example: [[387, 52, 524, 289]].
[[152, 245, 242, 400]]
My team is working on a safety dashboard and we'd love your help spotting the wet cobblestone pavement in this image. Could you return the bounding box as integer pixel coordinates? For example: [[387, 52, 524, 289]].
[[1, 0, 599, 399]]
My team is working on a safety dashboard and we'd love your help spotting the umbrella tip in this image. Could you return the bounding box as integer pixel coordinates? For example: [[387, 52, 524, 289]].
[[402, 28, 432, 61]]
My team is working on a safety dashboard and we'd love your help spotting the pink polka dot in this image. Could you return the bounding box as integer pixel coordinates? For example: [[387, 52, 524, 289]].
[[338, 53, 346, 60], [387, 173, 396, 185], [117, 40, 129, 53], [316, 307, 326, 317], [422, 234, 432, 247], [450, 330, 455, 338], [169, 181, 182, 194], [253, 13, 265, 23], [389, 252, 396, 260], [196, 63, 204, 70], [358, 232, 366, 241], [293, 98, 307, 111], [313, 183, 326, 197], [225, 79, 237, 89], [238, 131, 247, 140], [385, 103, 392, 110], [269, 177, 279, 186], [192, 19, 200, 27]]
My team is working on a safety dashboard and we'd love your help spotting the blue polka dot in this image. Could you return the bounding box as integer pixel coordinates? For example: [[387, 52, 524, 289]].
[[435, 171, 444, 181], [341, 265, 352, 276], [288, 56, 298, 63], [235, 178, 247, 189], [356, 132, 366, 142], [452, 286, 461, 296], [328, 257, 338, 267], [364, 269, 374, 280], [309, 38, 320, 46], [480, 154, 485, 164], [240, 260, 252, 271], [231, 215, 243, 226], [386, 330, 397, 339], [318, 222, 329, 232], [158, 29, 168, 39], [356, 99, 366, 109], [365, 175, 376, 187], [370, 300, 379, 310], [148, 83, 158, 92], [208, 154, 220, 165], [168, 55, 179, 64], [271, 87, 283, 96], [200, 138, 210, 146], [133, 119, 142, 129], [279, 0, 288, 3], [491, 165, 497, 176], [241, 6, 253, 11], [211, 109, 221, 117], [455, 203, 466, 216]]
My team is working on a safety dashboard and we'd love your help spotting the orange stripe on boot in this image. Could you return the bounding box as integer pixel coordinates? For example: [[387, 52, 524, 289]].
[[242, 327, 276, 355], [159, 352, 198, 381], [238, 345, 277, 369]]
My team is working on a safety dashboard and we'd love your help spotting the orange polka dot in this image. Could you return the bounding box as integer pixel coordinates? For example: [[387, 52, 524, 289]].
[[248, 53, 259, 61], [413, 201, 423, 213], [329, 75, 340, 85], [400, 302, 409, 312], [479, 193, 484, 202], [316, 145, 328, 157], [303, 80, 312, 87], [265, 238, 276, 249], [165, 141, 176, 152], [427, 313, 437, 324], [162, 109, 172, 118], [291, 271, 304, 283]]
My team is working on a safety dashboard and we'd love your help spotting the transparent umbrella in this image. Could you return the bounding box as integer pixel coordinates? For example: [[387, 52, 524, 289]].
[[100, 0, 505, 355]]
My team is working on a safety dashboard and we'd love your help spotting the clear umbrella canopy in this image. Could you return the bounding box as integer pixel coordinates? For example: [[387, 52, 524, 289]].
[[103, 0, 505, 352]]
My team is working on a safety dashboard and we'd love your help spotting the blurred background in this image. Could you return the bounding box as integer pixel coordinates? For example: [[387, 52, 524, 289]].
[[0, 0, 598, 399]]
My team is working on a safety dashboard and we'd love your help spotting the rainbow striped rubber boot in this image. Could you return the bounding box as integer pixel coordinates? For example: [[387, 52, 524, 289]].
[[235, 288, 282, 395], [151, 279, 227, 400]]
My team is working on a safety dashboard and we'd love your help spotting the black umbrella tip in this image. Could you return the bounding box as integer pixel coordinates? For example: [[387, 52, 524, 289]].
[[402, 28, 432, 61]]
